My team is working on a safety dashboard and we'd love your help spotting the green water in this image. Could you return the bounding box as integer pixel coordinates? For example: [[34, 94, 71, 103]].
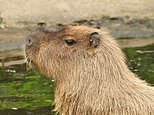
[[0, 44, 153, 114], [0, 71, 55, 114], [124, 44, 154, 85]]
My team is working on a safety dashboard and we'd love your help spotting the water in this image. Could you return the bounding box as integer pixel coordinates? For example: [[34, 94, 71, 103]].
[[0, 106, 51, 115], [0, 40, 154, 115], [0, 70, 55, 115]]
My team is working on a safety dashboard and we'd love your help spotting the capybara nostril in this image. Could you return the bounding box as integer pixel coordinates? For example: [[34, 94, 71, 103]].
[[26, 38, 33, 46]]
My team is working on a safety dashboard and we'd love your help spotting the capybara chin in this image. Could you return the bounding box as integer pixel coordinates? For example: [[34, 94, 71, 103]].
[[25, 25, 154, 115]]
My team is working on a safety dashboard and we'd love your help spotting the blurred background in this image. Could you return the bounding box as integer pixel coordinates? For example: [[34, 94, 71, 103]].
[[0, 0, 154, 115]]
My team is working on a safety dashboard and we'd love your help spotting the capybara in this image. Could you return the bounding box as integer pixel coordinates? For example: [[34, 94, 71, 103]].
[[25, 25, 154, 115]]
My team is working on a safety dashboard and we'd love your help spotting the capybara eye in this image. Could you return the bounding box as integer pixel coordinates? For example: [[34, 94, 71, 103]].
[[26, 38, 33, 46], [64, 39, 76, 46]]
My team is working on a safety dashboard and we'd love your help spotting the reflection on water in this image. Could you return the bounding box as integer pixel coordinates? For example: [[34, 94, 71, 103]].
[[0, 41, 153, 114]]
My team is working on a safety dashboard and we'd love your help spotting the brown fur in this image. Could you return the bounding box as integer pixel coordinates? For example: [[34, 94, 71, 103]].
[[25, 25, 154, 115]]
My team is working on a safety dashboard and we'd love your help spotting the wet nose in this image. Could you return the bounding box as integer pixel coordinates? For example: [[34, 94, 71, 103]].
[[26, 38, 33, 46]]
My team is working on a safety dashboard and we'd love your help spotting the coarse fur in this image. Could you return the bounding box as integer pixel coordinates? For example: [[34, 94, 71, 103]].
[[25, 25, 154, 115]]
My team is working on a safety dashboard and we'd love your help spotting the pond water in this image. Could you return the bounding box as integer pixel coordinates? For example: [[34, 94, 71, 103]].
[[0, 42, 154, 115]]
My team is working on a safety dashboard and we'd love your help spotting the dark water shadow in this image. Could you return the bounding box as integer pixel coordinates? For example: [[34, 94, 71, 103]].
[[0, 106, 52, 115]]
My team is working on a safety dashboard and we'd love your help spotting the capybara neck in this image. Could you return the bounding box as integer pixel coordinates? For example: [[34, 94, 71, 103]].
[[25, 25, 154, 115]]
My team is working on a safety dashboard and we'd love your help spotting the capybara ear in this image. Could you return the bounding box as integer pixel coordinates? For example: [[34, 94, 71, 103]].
[[89, 32, 100, 48]]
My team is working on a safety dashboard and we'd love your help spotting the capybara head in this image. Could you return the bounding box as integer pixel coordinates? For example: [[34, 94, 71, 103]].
[[25, 25, 124, 81]]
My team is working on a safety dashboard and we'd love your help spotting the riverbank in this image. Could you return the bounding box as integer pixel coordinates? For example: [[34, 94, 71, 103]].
[[1, 16, 154, 52]]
